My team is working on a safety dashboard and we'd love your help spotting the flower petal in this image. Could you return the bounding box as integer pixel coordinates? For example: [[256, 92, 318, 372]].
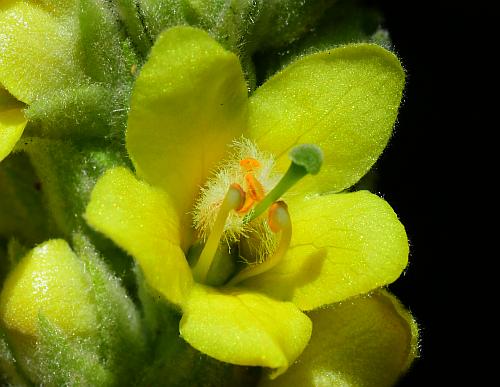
[[249, 44, 405, 193], [0, 239, 97, 338], [126, 26, 248, 232], [85, 167, 193, 307], [259, 291, 419, 387], [0, 87, 27, 161], [179, 284, 312, 378], [0, 1, 85, 104], [240, 191, 408, 310]]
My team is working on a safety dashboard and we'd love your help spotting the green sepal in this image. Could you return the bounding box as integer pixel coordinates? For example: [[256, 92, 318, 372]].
[[24, 85, 117, 140], [19, 138, 128, 238], [0, 241, 6, 284], [0, 153, 54, 245], [6, 239, 28, 266], [250, 0, 334, 51], [0, 236, 147, 385], [254, 0, 385, 82], [183, 0, 261, 89], [137, 1, 335, 89], [30, 315, 112, 386], [0, 326, 28, 386], [0, 239, 28, 288], [114, 0, 152, 57], [72, 234, 147, 385], [138, 0, 187, 40], [78, 0, 138, 85]]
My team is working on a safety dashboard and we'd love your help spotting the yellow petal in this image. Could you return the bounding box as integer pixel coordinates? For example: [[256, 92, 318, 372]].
[[179, 284, 312, 378], [249, 44, 405, 194], [126, 26, 248, 236], [0, 1, 85, 104], [0, 87, 27, 161], [240, 191, 408, 310], [85, 167, 193, 307], [0, 239, 97, 338], [259, 291, 419, 387]]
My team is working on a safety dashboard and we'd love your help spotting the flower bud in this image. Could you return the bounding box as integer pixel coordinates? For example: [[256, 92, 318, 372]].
[[0, 239, 101, 384], [0, 239, 97, 341]]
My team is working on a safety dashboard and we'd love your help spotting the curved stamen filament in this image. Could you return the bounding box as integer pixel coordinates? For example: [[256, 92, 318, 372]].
[[192, 184, 245, 284], [227, 201, 291, 286]]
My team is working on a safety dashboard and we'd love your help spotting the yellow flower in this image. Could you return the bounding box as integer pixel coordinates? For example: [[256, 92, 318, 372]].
[[85, 26, 409, 378], [0, 240, 97, 339]]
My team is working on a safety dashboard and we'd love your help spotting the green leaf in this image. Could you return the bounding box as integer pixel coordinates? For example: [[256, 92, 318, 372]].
[[259, 291, 419, 387], [249, 43, 405, 194]]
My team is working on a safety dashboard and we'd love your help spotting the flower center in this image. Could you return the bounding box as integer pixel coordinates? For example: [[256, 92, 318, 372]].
[[190, 139, 323, 286]]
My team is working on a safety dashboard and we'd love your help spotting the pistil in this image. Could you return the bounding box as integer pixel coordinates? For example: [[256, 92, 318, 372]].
[[245, 144, 323, 222]]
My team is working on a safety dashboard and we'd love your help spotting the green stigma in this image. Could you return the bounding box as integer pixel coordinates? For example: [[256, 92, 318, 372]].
[[245, 144, 323, 222]]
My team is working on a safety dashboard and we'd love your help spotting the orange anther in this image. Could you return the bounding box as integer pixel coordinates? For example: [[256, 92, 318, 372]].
[[268, 201, 289, 233], [245, 173, 265, 201], [229, 183, 246, 211], [240, 158, 261, 172], [237, 195, 256, 214]]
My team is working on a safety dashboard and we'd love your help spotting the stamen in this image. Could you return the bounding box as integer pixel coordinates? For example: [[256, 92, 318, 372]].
[[237, 194, 256, 214], [240, 157, 261, 172], [245, 144, 323, 222], [192, 184, 245, 284], [245, 173, 265, 201], [237, 167, 266, 214], [227, 201, 292, 286]]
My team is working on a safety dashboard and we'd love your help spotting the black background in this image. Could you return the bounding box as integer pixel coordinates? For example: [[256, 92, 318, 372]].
[[369, 2, 458, 385]]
